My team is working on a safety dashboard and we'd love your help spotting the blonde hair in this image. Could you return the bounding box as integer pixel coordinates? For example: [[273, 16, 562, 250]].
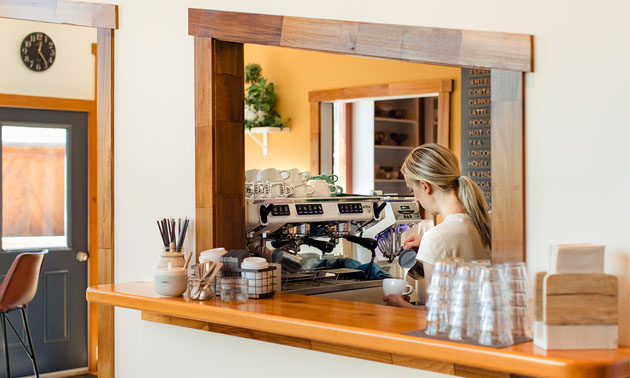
[[401, 143, 491, 249]]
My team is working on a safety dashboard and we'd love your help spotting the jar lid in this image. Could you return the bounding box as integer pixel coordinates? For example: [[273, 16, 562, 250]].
[[241, 256, 268, 269], [200, 248, 226, 258]]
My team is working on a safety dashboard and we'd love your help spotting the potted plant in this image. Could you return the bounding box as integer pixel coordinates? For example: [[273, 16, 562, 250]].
[[244, 63, 289, 130]]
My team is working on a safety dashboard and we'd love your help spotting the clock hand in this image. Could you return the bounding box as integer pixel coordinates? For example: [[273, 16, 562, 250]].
[[37, 41, 48, 68]]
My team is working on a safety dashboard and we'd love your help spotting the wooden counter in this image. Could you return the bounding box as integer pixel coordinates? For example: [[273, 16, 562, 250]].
[[87, 282, 630, 378]]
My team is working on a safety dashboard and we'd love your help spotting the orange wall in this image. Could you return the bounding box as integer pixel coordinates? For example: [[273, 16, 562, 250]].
[[244, 45, 461, 172]]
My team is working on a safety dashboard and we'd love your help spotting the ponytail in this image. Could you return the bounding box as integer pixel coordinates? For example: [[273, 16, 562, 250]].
[[402, 144, 491, 248], [456, 176, 491, 249]]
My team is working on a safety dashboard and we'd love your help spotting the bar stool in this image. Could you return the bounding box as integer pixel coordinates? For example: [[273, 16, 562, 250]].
[[0, 250, 48, 378]]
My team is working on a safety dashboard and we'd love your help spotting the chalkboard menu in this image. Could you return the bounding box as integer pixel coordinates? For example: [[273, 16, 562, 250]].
[[461, 68, 491, 208]]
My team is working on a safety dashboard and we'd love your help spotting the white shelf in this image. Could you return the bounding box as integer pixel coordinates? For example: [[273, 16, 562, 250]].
[[246, 127, 290, 134], [374, 117, 417, 125], [245, 127, 290, 155], [375, 179, 405, 183]]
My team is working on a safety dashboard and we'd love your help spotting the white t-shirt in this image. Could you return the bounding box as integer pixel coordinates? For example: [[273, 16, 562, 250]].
[[416, 213, 490, 265]]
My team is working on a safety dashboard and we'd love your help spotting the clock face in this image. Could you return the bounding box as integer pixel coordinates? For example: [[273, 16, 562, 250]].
[[20, 32, 56, 72]]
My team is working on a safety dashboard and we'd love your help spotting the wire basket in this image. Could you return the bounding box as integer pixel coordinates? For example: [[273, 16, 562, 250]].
[[221, 266, 277, 299]]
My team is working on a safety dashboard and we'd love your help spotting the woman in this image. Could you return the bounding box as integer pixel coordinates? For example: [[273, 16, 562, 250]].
[[383, 144, 491, 308]]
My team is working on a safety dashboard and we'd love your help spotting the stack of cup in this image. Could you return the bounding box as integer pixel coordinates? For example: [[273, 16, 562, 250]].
[[478, 266, 514, 346], [199, 248, 227, 293], [425, 259, 457, 336], [503, 262, 532, 338], [448, 265, 478, 341]]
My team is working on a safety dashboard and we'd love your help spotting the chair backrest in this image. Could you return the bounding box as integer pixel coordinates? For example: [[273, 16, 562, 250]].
[[0, 250, 48, 311]]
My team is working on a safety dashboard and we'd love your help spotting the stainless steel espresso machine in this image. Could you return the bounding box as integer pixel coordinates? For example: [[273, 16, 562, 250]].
[[245, 194, 422, 303]]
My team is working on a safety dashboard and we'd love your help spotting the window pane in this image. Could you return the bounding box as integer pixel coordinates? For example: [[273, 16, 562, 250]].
[[2, 126, 68, 250]]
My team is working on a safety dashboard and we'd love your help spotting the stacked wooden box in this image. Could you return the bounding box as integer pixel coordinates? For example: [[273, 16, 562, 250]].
[[534, 244, 618, 350]]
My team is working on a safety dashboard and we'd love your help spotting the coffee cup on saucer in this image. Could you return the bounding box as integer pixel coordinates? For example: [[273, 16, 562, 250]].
[[382, 278, 413, 296]]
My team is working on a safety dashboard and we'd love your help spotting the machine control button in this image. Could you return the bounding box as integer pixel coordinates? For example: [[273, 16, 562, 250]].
[[338, 203, 363, 214], [271, 204, 291, 216], [296, 204, 323, 215]]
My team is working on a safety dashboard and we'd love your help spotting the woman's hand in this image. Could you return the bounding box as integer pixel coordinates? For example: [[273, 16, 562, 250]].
[[403, 233, 423, 251], [382, 294, 416, 309]]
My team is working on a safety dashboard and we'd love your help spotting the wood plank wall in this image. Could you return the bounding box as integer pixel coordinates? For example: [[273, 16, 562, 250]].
[[195, 38, 246, 253]]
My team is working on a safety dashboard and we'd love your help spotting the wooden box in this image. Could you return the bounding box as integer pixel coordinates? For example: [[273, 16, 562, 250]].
[[534, 272, 618, 350]]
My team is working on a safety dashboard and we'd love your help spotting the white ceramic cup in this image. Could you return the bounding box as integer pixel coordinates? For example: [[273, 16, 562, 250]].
[[257, 168, 289, 182], [307, 179, 337, 197], [292, 183, 315, 198], [284, 168, 311, 186], [382, 278, 413, 296], [245, 169, 260, 181]]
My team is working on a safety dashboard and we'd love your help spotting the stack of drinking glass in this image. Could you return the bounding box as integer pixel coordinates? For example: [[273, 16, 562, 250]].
[[425, 259, 531, 347], [478, 266, 514, 346], [502, 262, 533, 338], [425, 258, 463, 336], [448, 265, 478, 341]]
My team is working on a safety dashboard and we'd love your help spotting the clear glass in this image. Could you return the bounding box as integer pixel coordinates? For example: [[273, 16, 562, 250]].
[[220, 277, 248, 303], [2, 126, 68, 250]]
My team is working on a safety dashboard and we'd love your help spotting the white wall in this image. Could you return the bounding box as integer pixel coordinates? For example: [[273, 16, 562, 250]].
[[0, 18, 96, 100], [103, 0, 629, 376]]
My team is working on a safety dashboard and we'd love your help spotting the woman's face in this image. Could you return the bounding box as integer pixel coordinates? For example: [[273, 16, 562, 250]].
[[405, 176, 432, 212]]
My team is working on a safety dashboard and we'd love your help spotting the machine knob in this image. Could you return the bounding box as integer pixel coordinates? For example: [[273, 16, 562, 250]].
[[374, 201, 387, 219], [259, 204, 274, 224]]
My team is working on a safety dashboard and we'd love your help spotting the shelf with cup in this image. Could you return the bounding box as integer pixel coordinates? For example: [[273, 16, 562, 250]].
[[374, 117, 418, 124], [245, 127, 290, 156], [374, 145, 415, 150]]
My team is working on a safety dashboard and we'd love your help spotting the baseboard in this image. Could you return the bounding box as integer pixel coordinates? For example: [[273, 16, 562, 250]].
[[21, 366, 89, 378]]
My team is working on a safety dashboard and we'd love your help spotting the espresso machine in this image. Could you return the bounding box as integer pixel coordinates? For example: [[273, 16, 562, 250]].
[[245, 195, 423, 301]]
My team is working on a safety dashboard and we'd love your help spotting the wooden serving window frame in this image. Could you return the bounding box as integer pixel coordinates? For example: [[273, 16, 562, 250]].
[[188, 9, 531, 265]]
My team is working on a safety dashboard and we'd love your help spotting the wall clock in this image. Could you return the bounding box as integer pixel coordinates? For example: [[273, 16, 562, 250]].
[[20, 32, 56, 72]]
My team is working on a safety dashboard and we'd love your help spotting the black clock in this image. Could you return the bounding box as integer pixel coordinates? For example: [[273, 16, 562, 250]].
[[20, 32, 56, 72]]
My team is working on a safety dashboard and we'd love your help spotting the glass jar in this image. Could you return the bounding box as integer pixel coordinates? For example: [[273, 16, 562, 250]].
[[220, 277, 248, 303]]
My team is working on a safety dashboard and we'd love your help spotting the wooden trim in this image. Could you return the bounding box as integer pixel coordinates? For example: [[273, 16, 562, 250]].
[[437, 91, 451, 148], [188, 9, 532, 72], [0, 2, 117, 376], [308, 80, 452, 103], [0, 0, 118, 29], [96, 26, 115, 378], [0, 94, 95, 112], [195, 38, 246, 252], [344, 103, 353, 193], [491, 69, 525, 263], [308, 80, 452, 185], [309, 102, 320, 174], [89, 42, 98, 373], [0, 92, 99, 371]]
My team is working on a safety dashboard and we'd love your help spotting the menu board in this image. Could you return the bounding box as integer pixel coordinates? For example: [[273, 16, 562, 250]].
[[460, 68, 491, 208]]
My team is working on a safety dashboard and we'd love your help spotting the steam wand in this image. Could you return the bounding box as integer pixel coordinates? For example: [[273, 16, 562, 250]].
[[343, 235, 378, 279]]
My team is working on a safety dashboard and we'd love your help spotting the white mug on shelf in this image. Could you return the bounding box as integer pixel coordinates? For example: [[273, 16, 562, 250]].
[[382, 278, 413, 296], [307, 179, 336, 197], [257, 168, 289, 183], [292, 183, 315, 198], [245, 169, 260, 181], [283, 168, 311, 186]]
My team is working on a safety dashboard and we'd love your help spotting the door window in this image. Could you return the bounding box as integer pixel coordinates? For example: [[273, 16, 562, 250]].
[[2, 125, 68, 250]]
